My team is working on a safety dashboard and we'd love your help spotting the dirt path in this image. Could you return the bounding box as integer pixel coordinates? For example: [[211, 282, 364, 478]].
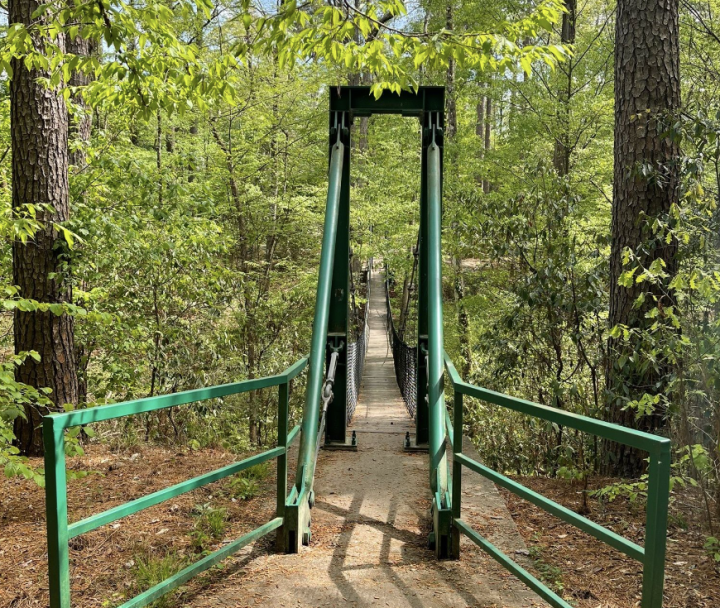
[[186, 273, 546, 608]]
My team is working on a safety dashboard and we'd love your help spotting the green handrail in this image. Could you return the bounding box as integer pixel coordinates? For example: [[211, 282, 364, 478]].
[[443, 351, 670, 608], [44, 357, 308, 608]]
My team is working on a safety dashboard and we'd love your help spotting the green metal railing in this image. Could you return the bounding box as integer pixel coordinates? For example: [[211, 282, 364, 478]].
[[43, 357, 308, 608], [443, 353, 670, 608]]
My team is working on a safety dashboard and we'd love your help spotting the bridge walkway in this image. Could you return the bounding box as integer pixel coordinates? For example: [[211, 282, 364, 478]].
[[187, 273, 545, 607]]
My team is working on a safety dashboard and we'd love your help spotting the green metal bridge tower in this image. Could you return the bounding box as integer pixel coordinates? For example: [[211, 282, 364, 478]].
[[285, 85, 452, 555]]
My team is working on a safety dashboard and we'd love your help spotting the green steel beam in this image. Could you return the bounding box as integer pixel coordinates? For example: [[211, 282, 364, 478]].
[[282, 357, 308, 382], [294, 133, 345, 498], [454, 518, 573, 608], [287, 424, 301, 446], [44, 416, 70, 608], [48, 375, 285, 430], [326, 109, 351, 445], [641, 443, 671, 607], [118, 517, 284, 608], [453, 380, 668, 454], [443, 351, 462, 386], [450, 390, 463, 558], [455, 452, 645, 562], [69, 447, 284, 538], [426, 121, 447, 499], [416, 132, 429, 445], [329, 86, 444, 117], [277, 383, 290, 521]]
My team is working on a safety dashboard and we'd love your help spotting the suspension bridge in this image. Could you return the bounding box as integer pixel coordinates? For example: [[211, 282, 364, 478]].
[[42, 87, 672, 608]]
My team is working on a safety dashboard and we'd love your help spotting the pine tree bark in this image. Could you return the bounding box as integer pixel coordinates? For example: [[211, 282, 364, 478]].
[[68, 32, 95, 406], [67, 34, 93, 170], [553, 0, 576, 176], [605, 0, 680, 476], [11, 0, 77, 455]]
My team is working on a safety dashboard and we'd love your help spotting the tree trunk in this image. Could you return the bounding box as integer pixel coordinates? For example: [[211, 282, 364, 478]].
[[604, 0, 680, 477], [445, 3, 457, 139], [67, 36, 93, 170], [476, 94, 485, 184], [553, 0, 576, 177], [11, 0, 77, 456], [188, 120, 198, 182], [156, 110, 163, 206], [68, 34, 94, 404]]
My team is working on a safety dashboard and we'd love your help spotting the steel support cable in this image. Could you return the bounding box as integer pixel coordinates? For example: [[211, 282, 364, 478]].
[[399, 232, 420, 342], [349, 248, 360, 332], [345, 259, 372, 424], [314, 350, 339, 468], [385, 276, 417, 419]]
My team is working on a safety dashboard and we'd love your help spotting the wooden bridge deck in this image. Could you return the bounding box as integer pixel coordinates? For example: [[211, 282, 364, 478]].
[[187, 273, 546, 607]]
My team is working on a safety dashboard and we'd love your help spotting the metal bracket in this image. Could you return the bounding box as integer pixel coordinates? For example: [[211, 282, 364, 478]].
[[430, 491, 454, 559], [324, 334, 357, 450]]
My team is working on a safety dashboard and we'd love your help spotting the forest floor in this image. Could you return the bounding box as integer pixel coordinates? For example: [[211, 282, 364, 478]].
[[0, 444, 280, 608], [1, 446, 719, 607], [501, 477, 720, 608]]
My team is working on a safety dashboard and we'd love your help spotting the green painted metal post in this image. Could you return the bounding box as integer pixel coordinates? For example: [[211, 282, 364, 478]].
[[44, 416, 71, 608], [416, 123, 430, 447], [326, 110, 351, 445], [451, 390, 463, 557], [288, 129, 346, 550], [277, 381, 289, 519], [642, 441, 671, 608], [426, 124, 447, 498], [426, 118, 450, 557]]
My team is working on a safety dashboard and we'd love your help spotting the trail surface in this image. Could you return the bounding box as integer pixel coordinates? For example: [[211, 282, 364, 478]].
[[188, 272, 546, 608]]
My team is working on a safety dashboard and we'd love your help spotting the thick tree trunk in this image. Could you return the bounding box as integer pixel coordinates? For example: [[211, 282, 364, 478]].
[[553, 0, 576, 176], [605, 0, 680, 477], [11, 0, 77, 456]]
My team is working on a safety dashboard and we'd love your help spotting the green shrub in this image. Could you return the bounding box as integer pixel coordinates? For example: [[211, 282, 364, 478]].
[[190, 504, 227, 553], [227, 462, 270, 500], [132, 551, 187, 608]]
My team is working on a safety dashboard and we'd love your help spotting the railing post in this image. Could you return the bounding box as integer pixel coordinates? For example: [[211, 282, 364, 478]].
[[277, 381, 289, 519], [44, 416, 71, 608], [424, 111, 451, 558], [451, 390, 463, 558], [276, 380, 290, 551], [641, 441, 671, 608]]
